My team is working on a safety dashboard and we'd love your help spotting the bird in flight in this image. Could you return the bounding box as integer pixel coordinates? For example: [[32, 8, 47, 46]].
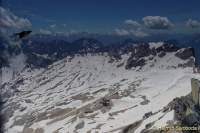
[[14, 30, 32, 39]]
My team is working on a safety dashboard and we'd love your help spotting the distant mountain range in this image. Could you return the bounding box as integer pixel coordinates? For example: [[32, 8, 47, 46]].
[[1, 33, 200, 69], [25, 32, 200, 63]]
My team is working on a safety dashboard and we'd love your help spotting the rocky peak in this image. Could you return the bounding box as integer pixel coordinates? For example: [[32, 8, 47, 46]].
[[175, 48, 195, 60], [125, 42, 195, 69]]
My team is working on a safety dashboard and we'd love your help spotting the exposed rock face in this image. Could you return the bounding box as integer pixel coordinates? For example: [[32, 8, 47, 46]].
[[75, 121, 85, 130], [122, 93, 200, 133], [132, 44, 155, 58], [167, 95, 200, 127], [125, 44, 155, 69], [126, 58, 145, 69], [125, 43, 194, 69], [122, 120, 143, 133], [168, 96, 191, 121], [175, 48, 195, 60], [178, 58, 195, 68], [158, 51, 166, 58], [156, 43, 179, 53], [123, 95, 200, 133]]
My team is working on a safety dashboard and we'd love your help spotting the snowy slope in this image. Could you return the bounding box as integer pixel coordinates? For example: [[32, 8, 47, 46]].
[[1, 42, 199, 133]]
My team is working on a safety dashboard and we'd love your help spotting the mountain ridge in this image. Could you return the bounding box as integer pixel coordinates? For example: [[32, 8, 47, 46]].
[[0, 38, 198, 133]]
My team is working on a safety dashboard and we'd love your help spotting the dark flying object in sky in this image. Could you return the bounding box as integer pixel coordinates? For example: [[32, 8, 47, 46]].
[[14, 30, 32, 39]]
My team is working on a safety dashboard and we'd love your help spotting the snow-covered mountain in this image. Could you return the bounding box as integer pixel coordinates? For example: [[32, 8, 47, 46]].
[[0, 39, 199, 133]]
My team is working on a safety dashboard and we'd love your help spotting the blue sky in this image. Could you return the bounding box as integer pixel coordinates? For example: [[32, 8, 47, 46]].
[[2, 0, 200, 35]]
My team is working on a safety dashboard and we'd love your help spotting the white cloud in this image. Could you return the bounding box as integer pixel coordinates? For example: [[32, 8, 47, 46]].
[[186, 19, 200, 28], [39, 29, 52, 35], [114, 28, 148, 37], [114, 28, 130, 36], [142, 16, 173, 29], [0, 7, 31, 29], [115, 19, 149, 37], [124, 20, 141, 27], [130, 29, 149, 37]]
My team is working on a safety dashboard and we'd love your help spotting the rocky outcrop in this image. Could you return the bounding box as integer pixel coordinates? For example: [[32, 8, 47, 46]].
[[158, 51, 166, 58], [156, 43, 179, 53], [164, 94, 200, 131], [125, 43, 194, 69], [126, 58, 146, 69], [132, 44, 156, 58], [175, 48, 194, 60], [125, 44, 152, 69], [122, 120, 143, 133], [122, 94, 200, 133], [168, 95, 193, 122]]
